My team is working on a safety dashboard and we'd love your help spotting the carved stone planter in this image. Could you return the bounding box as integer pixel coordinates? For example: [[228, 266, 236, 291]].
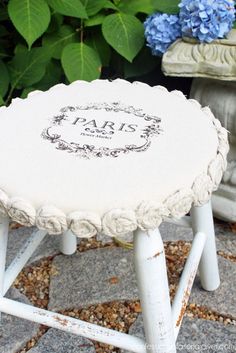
[[162, 30, 236, 222]]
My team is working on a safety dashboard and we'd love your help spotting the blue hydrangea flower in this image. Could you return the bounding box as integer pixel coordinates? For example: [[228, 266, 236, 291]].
[[179, 0, 235, 42], [144, 13, 181, 56]]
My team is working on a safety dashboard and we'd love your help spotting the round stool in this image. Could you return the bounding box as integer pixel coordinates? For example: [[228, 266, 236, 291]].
[[0, 79, 229, 353]]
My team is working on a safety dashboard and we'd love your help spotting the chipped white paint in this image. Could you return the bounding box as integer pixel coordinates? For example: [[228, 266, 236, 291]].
[[0, 202, 220, 352], [191, 201, 220, 291], [172, 231, 206, 338], [0, 215, 9, 323], [0, 298, 147, 353], [134, 228, 176, 353], [3, 229, 47, 295]]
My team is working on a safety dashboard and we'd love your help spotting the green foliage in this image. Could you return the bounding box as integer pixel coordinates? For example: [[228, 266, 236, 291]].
[[62, 43, 101, 81], [152, 0, 180, 14], [8, 0, 51, 48], [117, 0, 156, 15], [0, 0, 168, 105], [0, 60, 9, 96], [102, 13, 144, 62], [47, 0, 87, 18]]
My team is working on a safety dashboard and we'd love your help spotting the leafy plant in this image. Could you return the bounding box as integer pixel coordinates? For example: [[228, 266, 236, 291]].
[[0, 0, 167, 106]]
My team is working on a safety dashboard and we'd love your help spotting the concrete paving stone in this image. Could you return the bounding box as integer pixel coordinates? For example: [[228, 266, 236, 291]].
[[160, 222, 193, 242], [216, 238, 236, 255], [6, 227, 61, 267], [160, 221, 236, 255], [0, 288, 39, 353], [214, 222, 236, 241], [6, 221, 235, 269], [48, 247, 138, 311], [27, 328, 95, 353], [190, 256, 236, 318], [49, 245, 236, 316], [121, 314, 236, 353]]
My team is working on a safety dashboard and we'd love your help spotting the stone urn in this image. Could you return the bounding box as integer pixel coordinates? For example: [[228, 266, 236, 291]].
[[162, 30, 236, 222]]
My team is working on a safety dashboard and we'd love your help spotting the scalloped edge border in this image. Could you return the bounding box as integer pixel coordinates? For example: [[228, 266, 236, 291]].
[[0, 80, 229, 238]]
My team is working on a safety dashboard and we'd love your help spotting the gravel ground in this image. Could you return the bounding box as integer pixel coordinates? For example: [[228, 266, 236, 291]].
[[11, 232, 236, 353]]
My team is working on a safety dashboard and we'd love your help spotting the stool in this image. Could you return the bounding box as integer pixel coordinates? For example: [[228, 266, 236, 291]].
[[0, 79, 229, 353]]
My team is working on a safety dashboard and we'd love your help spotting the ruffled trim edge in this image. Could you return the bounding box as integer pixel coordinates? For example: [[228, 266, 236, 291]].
[[0, 83, 229, 238]]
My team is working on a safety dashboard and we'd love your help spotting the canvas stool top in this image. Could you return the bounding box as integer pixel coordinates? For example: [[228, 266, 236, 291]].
[[0, 79, 228, 238]]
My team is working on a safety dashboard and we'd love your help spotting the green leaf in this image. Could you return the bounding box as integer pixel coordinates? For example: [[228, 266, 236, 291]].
[[0, 46, 8, 59], [42, 25, 78, 59], [8, 0, 51, 48], [80, 0, 106, 16], [80, 0, 105, 16], [61, 42, 101, 81], [0, 60, 9, 97], [9, 47, 50, 89], [47, 0, 87, 18], [85, 32, 111, 66], [84, 13, 106, 27], [20, 60, 62, 96], [46, 13, 63, 33], [21, 87, 36, 98], [124, 47, 159, 78], [118, 0, 155, 15], [102, 13, 144, 62], [35, 60, 62, 90], [0, 94, 5, 106], [103, 1, 118, 10], [152, 0, 180, 14], [14, 44, 28, 54]]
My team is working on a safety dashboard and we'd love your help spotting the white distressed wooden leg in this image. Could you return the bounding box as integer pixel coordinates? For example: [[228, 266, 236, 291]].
[[191, 200, 220, 291], [0, 216, 9, 323], [134, 228, 176, 353], [60, 230, 77, 255]]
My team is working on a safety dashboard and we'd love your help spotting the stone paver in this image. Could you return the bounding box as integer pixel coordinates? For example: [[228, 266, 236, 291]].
[[3, 221, 236, 353], [216, 238, 236, 255], [160, 222, 193, 242], [0, 288, 39, 353], [27, 329, 95, 353], [7, 227, 61, 267], [214, 222, 236, 241], [49, 247, 138, 311], [49, 246, 236, 317], [121, 314, 236, 353], [6, 221, 236, 269], [160, 221, 236, 254], [190, 256, 236, 318]]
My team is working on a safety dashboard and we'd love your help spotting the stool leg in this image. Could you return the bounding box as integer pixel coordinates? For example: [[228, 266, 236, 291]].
[[191, 200, 220, 291], [60, 230, 77, 255], [134, 228, 176, 353], [0, 216, 9, 324]]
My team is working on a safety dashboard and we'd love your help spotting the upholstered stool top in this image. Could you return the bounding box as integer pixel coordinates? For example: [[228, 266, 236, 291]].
[[0, 79, 228, 238]]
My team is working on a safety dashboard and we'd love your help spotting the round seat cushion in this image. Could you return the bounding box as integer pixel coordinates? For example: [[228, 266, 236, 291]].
[[0, 79, 228, 238]]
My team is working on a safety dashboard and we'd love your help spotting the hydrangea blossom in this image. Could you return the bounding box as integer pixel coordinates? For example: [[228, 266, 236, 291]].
[[179, 0, 235, 42], [144, 13, 181, 56]]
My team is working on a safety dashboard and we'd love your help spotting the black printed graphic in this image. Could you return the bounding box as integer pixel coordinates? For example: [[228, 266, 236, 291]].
[[41, 102, 162, 159]]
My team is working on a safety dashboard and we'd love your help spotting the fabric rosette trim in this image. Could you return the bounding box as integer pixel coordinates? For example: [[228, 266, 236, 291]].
[[67, 211, 101, 238], [0, 86, 229, 237]]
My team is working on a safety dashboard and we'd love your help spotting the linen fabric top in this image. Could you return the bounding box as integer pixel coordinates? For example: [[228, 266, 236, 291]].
[[0, 79, 228, 238]]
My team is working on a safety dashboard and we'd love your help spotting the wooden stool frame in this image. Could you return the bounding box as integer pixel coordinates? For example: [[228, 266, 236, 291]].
[[0, 201, 220, 353]]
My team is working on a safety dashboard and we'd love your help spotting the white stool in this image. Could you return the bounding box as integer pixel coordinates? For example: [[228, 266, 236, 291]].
[[0, 79, 229, 353]]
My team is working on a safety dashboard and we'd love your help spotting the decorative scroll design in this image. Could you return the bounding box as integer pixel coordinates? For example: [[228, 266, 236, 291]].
[[162, 37, 236, 80], [41, 102, 162, 159]]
